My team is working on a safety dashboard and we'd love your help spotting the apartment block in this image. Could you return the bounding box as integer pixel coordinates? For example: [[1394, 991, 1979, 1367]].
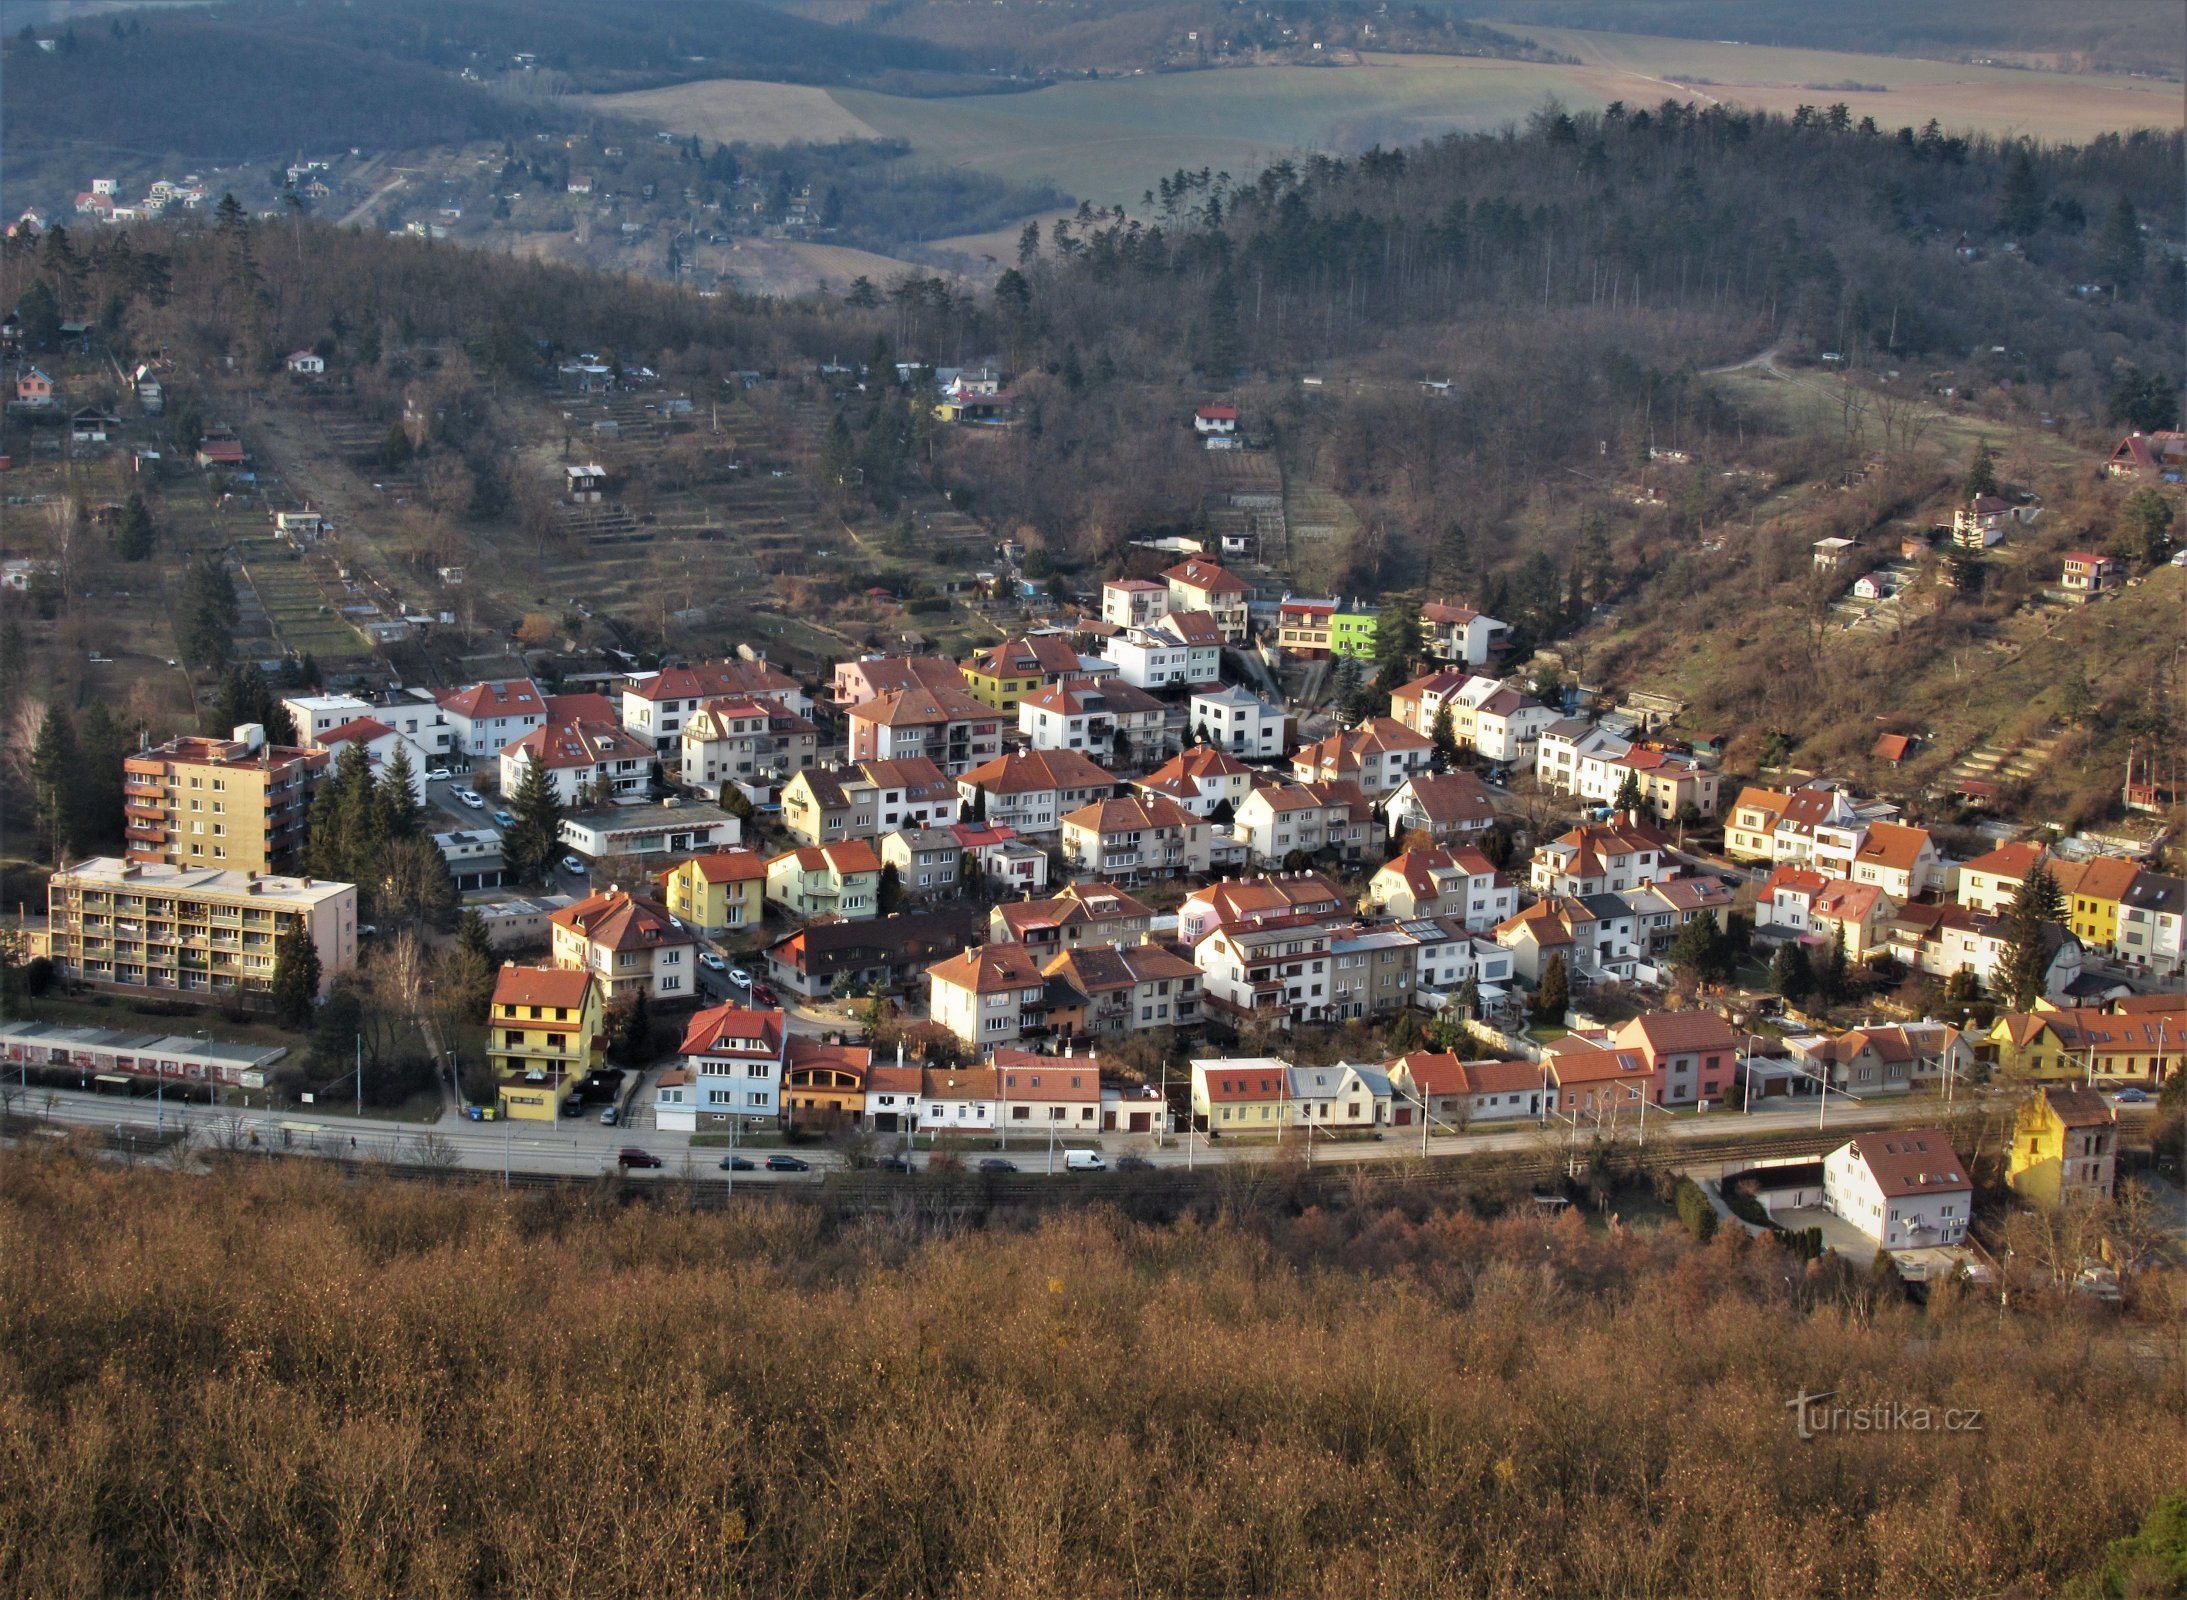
[[49, 858, 356, 999], [123, 725, 327, 875]]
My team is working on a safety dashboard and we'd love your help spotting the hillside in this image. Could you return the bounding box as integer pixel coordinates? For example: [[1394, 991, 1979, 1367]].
[[0, 103, 2178, 842], [0, 1154, 2182, 1596]]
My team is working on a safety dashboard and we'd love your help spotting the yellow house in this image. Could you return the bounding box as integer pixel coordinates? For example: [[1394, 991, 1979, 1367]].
[[490, 964, 605, 1121], [1988, 1007, 2181, 1085], [960, 635, 1082, 712], [2050, 855, 2139, 958], [2007, 1085, 2116, 1210], [660, 849, 767, 938]]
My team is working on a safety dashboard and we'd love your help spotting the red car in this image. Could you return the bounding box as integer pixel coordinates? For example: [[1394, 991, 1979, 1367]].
[[750, 983, 780, 1008]]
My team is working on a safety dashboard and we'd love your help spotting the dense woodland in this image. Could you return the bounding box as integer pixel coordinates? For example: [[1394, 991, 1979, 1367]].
[[0, 1154, 2181, 1596]]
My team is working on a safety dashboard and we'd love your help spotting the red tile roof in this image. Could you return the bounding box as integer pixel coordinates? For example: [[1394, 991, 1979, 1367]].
[[492, 964, 594, 1010], [678, 1004, 786, 1058]]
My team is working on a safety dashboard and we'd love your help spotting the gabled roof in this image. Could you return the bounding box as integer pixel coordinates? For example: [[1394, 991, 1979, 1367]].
[[1141, 747, 1253, 794], [1961, 840, 2045, 880], [771, 840, 883, 878], [855, 682, 993, 727], [1043, 941, 1199, 996], [679, 1004, 786, 1059], [1813, 880, 1890, 925], [675, 849, 767, 884], [961, 748, 1116, 795], [993, 882, 1154, 939], [503, 718, 652, 769], [1541, 1032, 1652, 1085], [2049, 854, 2142, 905], [1617, 1010, 1741, 1057], [1063, 793, 1195, 835], [435, 678, 543, 720], [1196, 1060, 1291, 1103], [1161, 558, 1250, 596], [856, 756, 956, 801], [550, 890, 690, 952], [785, 1037, 872, 1082], [1392, 667, 1470, 702], [1388, 770, 1496, 828], [1762, 863, 1830, 899], [317, 716, 397, 747], [491, 964, 594, 1010], [625, 659, 800, 703], [992, 1049, 1102, 1102], [921, 1064, 1001, 1101], [1296, 717, 1433, 772], [1844, 1130, 1968, 1197], [1420, 597, 1493, 626], [1151, 609, 1227, 647], [2037, 1084, 2115, 1129], [968, 634, 1082, 680], [1853, 822, 1933, 873], [927, 942, 1043, 994], [1021, 677, 1164, 718]]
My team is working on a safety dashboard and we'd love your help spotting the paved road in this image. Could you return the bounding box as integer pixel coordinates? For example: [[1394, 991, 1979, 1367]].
[[8, 1076, 2012, 1182]]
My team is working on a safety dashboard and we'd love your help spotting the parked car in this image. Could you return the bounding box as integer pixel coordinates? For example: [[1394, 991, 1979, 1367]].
[[426, 767, 454, 782], [719, 1155, 755, 1171], [1113, 1154, 1155, 1172], [764, 1153, 810, 1173], [616, 1148, 662, 1169], [698, 951, 726, 972], [2111, 1087, 2151, 1103], [1063, 1149, 1106, 1172], [457, 790, 485, 809], [598, 1106, 619, 1126], [493, 809, 518, 828], [727, 967, 752, 987], [750, 983, 780, 1007], [560, 855, 587, 875], [977, 1157, 1018, 1174]]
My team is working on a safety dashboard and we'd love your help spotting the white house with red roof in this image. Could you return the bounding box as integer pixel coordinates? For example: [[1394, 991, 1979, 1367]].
[[1135, 746, 1255, 818], [1161, 559, 1251, 642], [316, 716, 429, 801], [1823, 1130, 1970, 1248], [620, 658, 809, 753], [846, 681, 1001, 776], [1018, 678, 1165, 763], [1528, 816, 1675, 898], [1380, 769, 1497, 846], [1101, 612, 1224, 689], [659, 1003, 788, 1130], [1100, 577, 1171, 631], [499, 718, 653, 804], [549, 889, 695, 1003], [1291, 717, 1434, 799], [926, 944, 1049, 1047], [1418, 599, 1509, 666], [958, 748, 1116, 837], [436, 679, 547, 756], [1368, 846, 1514, 930], [1192, 404, 1238, 437]]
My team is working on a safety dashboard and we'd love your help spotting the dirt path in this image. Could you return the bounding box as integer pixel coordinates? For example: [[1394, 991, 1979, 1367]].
[[338, 174, 405, 229]]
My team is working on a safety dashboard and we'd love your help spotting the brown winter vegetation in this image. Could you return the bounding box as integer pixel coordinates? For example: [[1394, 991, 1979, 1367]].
[[1, 1149, 2182, 1597]]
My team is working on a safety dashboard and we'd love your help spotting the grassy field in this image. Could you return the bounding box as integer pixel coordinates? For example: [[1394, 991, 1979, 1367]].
[[575, 78, 882, 146], [582, 30, 2185, 212]]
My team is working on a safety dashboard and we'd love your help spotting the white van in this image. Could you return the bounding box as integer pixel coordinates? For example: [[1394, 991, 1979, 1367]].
[[1063, 1149, 1105, 1173]]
